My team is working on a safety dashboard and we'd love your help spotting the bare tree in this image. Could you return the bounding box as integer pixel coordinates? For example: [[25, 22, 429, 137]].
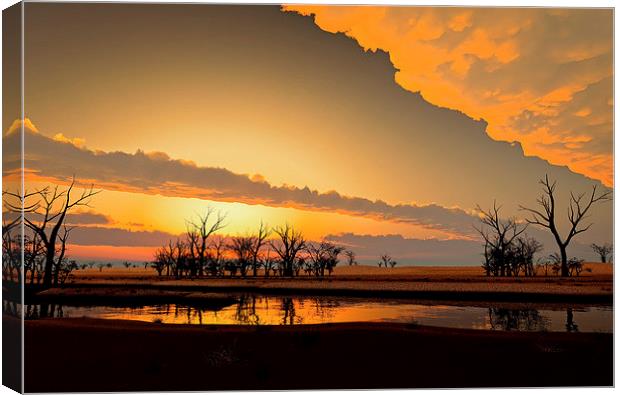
[[3, 189, 46, 282], [185, 228, 200, 277], [475, 201, 527, 276], [568, 257, 585, 277], [23, 233, 45, 284], [8, 178, 100, 288], [53, 225, 73, 285], [379, 254, 397, 268], [228, 236, 254, 277], [261, 246, 276, 277], [344, 250, 357, 266], [308, 241, 344, 276], [250, 221, 271, 277], [186, 209, 226, 276], [150, 252, 166, 276], [271, 224, 306, 277], [520, 175, 611, 277], [591, 243, 613, 263], [513, 236, 543, 277], [536, 258, 552, 277], [207, 236, 227, 276]]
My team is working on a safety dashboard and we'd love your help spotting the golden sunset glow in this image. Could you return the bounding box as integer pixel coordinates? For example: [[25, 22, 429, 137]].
[[2, 3, 611, 265], [3, 5, 613, 393]]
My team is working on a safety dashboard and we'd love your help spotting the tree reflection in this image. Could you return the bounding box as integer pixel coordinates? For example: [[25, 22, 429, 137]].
[[234, 295, 260, 325], [3, 300, 20, 317], [281, 297, 297, 325], [565, 308, 579, 332], [22, 303, 65, 319], [311, 298, 339, 321], [488, 308, 548, 331]]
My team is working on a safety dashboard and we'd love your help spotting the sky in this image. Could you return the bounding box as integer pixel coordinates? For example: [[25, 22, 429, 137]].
[[2, 4, 613, 265]]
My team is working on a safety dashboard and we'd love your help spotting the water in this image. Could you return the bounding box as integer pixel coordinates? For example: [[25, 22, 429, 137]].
[[13, 295, 612, 332]]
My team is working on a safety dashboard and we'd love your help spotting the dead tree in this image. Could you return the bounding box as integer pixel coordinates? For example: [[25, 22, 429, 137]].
[[207, 236, 227, 276], [379, 254, 397, 268], [261, 247, 276, 278], [250, 221, 271, 277], [344, 250, 357, 266], [9, 178, 100, 288], [520, 175, 611, 277], [514, 236, 543, 277], [186, 209, 226, 276], [475, 201, 527, 276], [3, 189, 44, 281], [271, 224, 306, 277], [185, 229, 200, 277], [308, 241, 344, 276], [53, 225, 73, 286], [24, 233, 45, 284], [591, 243, 613, 263], [228, 236, 254, 277]]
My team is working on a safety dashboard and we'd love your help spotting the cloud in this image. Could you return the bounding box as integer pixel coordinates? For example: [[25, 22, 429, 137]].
[[282, 6, 613, 186], [6, 125, 481, 237], [326, 233, 482, 265], [326, 232, 601, 266], [52, 133, 86, 148], [5, 118, 39, 136], [3, 210, 112, 226], [67, 226, 178, 247]]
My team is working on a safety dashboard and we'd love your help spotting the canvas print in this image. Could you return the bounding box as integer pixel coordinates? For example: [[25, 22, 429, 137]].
[[2, 2, 614, 392]]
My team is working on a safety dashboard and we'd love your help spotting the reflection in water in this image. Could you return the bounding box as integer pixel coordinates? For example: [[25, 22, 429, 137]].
[[14, 295, 612, 333], [3, 300, 19, 317], [566, 308, 579, 332], [488, 308, 548, 331]]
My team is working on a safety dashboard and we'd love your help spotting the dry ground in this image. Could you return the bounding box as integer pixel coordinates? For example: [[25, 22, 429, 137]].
[[71, 262, 613, 279], [51, 263, 614, 304]]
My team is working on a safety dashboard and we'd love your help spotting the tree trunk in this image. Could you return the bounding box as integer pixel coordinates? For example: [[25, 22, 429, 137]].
[[42, 245, 55, 288], [560, 247, 569, 277]]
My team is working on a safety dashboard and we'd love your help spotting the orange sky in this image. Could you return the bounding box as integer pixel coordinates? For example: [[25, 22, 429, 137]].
[[3, 4, 612, 264]]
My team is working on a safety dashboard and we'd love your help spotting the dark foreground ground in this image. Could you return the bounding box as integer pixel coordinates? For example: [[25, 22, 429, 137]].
[[15, 315, 612, 392]]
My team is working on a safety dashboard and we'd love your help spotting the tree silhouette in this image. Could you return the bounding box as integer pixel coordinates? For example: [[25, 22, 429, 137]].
[[379, 254, 397, 268], [591, 243, 613, 263], [520, 175, 611, 277], [514, 236, 543, 277], [186, 209, 226, 276], [207, 236, 226, 276], [308, 241, 344, 276], [6, 178, 100, 287], [228, 236, 254, 277], [475, 201, 527, 276], [250, 221, 271, 277], [271, 224, 306, 277], [3, 189, 49, 282], [344, 250, 357, 266]]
